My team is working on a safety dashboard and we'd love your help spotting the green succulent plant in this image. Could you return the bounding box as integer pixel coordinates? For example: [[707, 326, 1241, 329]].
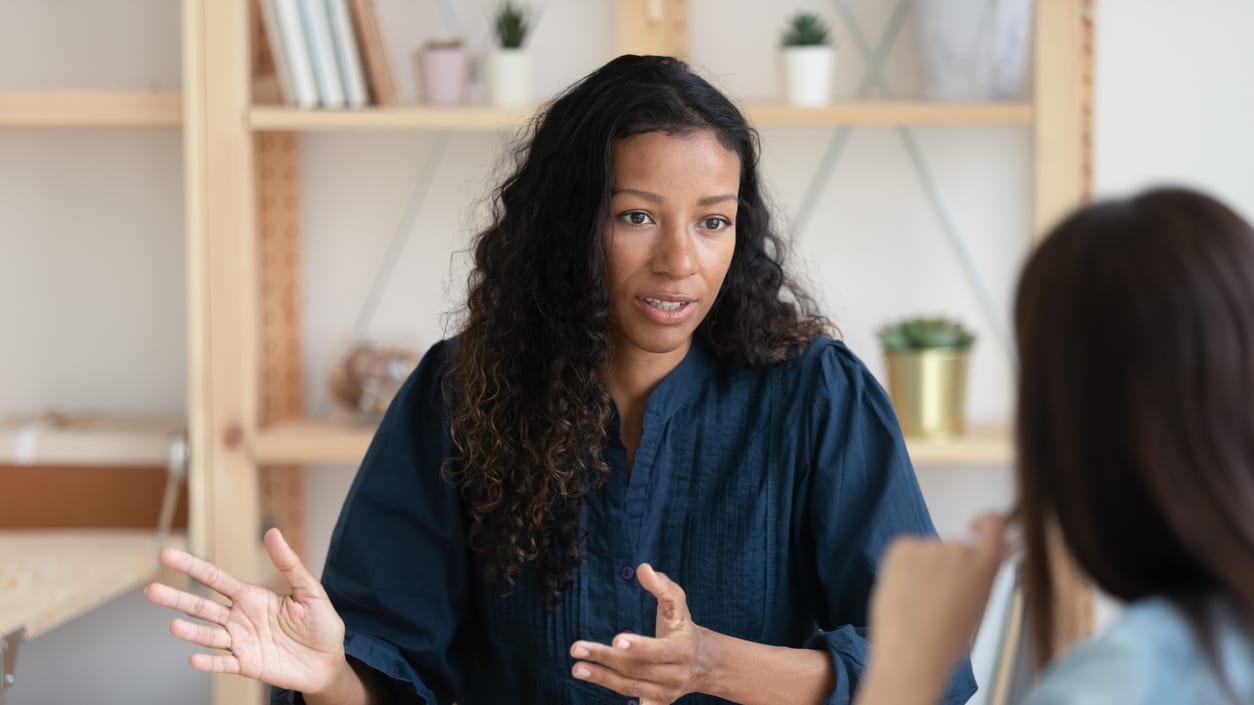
[[495, 1, 531, 49], [878, 316, 976, 352], [781, 12, 831, 47]]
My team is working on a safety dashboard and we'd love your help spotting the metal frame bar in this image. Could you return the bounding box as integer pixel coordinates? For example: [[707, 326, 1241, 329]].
[[0, 629, 24, 705], [792, 0, 1017, 356]]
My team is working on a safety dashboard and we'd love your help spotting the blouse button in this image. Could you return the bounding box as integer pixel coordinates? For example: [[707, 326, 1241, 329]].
[[618, 565, 635, 581]]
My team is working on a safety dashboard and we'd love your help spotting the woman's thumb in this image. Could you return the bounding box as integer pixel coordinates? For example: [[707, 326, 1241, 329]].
[[264, 527, 322, 600]]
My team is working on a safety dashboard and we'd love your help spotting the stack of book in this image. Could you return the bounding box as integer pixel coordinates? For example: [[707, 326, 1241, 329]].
[[258, 0, 397, 109]]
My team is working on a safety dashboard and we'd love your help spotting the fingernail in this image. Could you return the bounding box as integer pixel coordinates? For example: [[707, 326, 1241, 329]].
[[571, 645, 589, 658], [615, 638, 631, 649], [574, 665, 591, 678]]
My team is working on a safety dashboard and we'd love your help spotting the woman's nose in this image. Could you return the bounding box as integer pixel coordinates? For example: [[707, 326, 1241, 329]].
[[650, 222, 698, 279]]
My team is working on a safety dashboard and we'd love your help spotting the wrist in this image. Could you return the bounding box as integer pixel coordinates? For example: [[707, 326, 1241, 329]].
[[308, 653, 359, 702], [857, 657, 950, 705], [692, 626, 729, 699]]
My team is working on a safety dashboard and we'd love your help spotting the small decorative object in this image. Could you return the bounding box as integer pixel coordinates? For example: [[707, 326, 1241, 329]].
[[415, 39, 471, 105], [912, 0, 1032, 101], [780, 12, 837, 107], [328, 341, 423, 422], [877, 316, 976, 439], [487, 0, 533, 107]]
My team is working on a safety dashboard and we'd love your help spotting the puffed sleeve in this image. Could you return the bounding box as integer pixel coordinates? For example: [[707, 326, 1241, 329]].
[[272, 339, 477, 705], [796, 340, 977, 705]]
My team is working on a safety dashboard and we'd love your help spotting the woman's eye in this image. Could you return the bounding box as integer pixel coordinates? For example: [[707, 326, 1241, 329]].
[[622, 211, 653, 225], [703, 217, 731, 231]]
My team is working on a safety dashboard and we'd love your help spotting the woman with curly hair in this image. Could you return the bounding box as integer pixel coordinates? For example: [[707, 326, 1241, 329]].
[[147, 55, 974, 705]]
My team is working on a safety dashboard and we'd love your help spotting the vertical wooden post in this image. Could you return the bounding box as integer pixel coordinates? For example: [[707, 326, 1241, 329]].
[[615, 0, 688, 58], [257, 131, 307, 561], [1033, 0, 1095, 658], [1033, 0, 1086, 237], [184, 0, 264, 703]]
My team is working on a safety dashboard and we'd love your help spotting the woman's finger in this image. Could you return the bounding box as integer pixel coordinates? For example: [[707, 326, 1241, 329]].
[[144, 582, 232, 625], [572, 636, 677, 675], [263, 527, 324, 602], [635, 564, 689, 628], [169, 617, 232, 651], [969, 513, 1010, 572], [158, 547, 246, 599], [188, 652, 242, 675], [572, 660, 669, 701]]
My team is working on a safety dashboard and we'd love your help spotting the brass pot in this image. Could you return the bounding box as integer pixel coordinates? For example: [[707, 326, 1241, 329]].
[[884, 348, 971, 439]]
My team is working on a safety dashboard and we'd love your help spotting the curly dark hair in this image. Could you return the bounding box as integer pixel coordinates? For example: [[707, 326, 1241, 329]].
[[444, 55, 830, 606]]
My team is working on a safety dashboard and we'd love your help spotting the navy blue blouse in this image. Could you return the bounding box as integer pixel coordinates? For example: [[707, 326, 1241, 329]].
[[274, 336, 976, 705]]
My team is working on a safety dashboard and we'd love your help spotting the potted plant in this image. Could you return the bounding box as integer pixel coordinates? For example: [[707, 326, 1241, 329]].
[[487, 1, 533, 107], [877, 316, 976, 439], [780, 12, 836, 107], [415, 38, 471, 105]]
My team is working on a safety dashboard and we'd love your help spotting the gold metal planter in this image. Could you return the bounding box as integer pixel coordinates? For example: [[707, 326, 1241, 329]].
[[884, 348, 971, 439]]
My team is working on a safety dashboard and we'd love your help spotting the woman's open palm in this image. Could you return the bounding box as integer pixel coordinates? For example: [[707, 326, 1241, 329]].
[[145, 527, 346, 694]]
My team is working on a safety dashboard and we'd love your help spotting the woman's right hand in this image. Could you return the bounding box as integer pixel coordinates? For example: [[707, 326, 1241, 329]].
[[145, 527, 349, 696], [855, 513, 1010, 705]]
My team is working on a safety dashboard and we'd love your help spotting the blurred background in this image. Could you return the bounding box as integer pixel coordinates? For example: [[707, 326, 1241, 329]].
[[1, 0, 1251, 703]]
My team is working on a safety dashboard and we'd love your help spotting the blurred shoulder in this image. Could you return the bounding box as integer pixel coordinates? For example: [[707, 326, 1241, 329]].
[[1023, 598, 1239, 705]]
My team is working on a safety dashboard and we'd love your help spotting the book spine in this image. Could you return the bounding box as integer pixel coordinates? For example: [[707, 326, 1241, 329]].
[[258, 0, 297, 106], [273, 0, 320, 109], [348, 0, 396, 106], [324, 0, 369, 109], [297, 0, 346, 108]]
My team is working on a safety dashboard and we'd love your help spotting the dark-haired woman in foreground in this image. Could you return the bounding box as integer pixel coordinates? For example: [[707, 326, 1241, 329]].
[[856, 188, 1254, 705], [146, 55, 975, 705]]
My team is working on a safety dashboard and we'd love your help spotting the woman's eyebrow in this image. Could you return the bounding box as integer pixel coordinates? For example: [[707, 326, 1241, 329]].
[[613, 188, 663, 202], [612, 188, 737, 207]]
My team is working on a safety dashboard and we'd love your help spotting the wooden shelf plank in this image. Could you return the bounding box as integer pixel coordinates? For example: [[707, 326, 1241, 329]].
[[0, 414, 185, 467], [256, 420, 373, 465], [0, 529, 184, 639], [258, 419, 1012, 467], [249, 101, 1033, 132], [745, 101, 1033, 126], [0, 90, 181, 128], [250, 104, 537, 131], [906, 423, 1013, 466]]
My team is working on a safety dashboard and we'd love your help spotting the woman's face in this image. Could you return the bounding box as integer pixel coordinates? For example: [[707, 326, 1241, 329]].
[[603, 129, 740, 362]]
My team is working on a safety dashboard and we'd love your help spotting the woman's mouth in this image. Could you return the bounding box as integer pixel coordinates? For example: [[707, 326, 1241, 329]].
[[635, 296, 697, 324]]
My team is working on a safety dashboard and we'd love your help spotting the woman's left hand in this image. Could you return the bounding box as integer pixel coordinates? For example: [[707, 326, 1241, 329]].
[[570, 564, 714, 704]]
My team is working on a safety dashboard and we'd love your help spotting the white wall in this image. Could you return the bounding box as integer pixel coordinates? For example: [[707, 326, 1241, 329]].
[[4, 0, 1252, 702]]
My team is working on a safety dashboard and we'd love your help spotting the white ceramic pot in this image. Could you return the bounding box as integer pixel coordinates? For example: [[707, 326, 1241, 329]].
[[414, 44, 471, 105], [781, 46, 836, 107], [487, 49, 533, 107], [913, 0, 1032, 101]]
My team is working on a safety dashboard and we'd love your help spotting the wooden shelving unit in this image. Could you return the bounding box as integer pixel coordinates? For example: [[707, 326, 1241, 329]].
[[0, 529, 185, 641], [0, 415, 185, 467], [249, 101, 1032, 132], [251, 104, 535, 131], [0, 90, 181, 128], [745, 101, 1033, 126], [0, 415, 188, 701], [906, 424, 1014, 466], [255, 420, 373, 465], [254, 418, 1013, 468]]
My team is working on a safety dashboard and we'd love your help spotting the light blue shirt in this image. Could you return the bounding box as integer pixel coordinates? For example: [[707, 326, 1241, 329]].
[[1025, 597, 1254, 705]]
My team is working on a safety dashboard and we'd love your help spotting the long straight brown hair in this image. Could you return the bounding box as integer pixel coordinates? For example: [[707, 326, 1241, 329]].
[[1014, 188, 1254, 670]]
